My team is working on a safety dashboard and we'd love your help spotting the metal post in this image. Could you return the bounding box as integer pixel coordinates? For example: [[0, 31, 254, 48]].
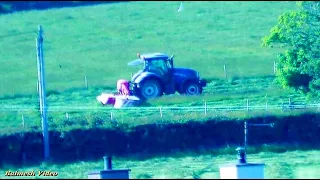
[[104, 156, 112, 170], [244, 122, 274, 153], [36, 25, 50, 160], [236, 147, 246, 164], [246, 99, 249, 111]]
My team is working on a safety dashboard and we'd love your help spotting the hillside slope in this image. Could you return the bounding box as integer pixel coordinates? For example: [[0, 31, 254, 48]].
[[0, 1, 298, 96]]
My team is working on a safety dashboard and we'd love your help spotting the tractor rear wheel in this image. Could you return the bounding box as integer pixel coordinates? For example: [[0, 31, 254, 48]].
[[139, 80, 163, 100], [182, 81, 203, 95]]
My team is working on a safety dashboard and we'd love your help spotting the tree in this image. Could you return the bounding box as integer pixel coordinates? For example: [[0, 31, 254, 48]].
[[262, 1, 320, 97]]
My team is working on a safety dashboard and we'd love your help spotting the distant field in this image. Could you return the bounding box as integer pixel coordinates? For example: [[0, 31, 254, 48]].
[[0, 1, 298, 96], [1, 150, 319, 179]]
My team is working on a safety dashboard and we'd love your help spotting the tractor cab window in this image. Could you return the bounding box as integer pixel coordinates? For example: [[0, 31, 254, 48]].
[[147, 59, 169, 75]]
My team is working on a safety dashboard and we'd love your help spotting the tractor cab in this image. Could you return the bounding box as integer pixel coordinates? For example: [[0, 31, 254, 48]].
[[128, 53, 173, 70], [128, 53, 174, 83]]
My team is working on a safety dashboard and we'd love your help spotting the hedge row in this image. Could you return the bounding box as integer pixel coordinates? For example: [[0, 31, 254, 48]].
[[0, 113, 320, 167]]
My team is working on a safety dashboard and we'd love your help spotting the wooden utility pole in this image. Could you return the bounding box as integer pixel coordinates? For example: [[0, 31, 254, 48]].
[[36, 25, 50, 160]]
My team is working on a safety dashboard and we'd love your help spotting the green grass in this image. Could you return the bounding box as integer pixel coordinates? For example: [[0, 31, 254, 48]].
[[1, 3, 319, 175], [1, 1, 316, 134], [1, 76, 318, 131], [1, 1, 309, 128], [0, 1, 298, 96], [1, 149, 319, 179]]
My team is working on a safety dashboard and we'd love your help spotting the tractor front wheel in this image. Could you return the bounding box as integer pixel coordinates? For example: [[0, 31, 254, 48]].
[[182, 81, 203, 95], [139, 80, 163, 100]]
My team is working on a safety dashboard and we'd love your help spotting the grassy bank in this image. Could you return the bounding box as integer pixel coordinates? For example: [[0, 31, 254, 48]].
[[1, 113, 320, 167], [1, 150, 320, 179]]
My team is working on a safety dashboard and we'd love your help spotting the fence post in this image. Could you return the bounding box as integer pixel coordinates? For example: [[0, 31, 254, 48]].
[[65, 113, 69, 120], [224, 64, 227, 79], [84, 75, 88, 89], [204, 101, 207, 116], [246, 99, 249, 111], [159, 107, 163, 118], [265, 102, 268, 111], [110, 112, 113, 121], [289, 97, 293, 110], [273, 61, 276, 74], [244, 121, 248, 150], [22, 114, 25, 127]]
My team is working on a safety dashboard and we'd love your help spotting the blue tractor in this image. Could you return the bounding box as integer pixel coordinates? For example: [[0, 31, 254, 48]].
[[128, 53, 207, 100]]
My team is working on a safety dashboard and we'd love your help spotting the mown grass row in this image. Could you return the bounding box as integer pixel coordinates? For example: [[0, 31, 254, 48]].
[[1, 76, 318, 132]]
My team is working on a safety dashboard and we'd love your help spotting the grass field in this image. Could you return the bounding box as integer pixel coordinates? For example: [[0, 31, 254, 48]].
[[1, 2, 319, 177], [1, 1, 311, 130], [1, 149, 320, 179], [0, 1, 298, 96]]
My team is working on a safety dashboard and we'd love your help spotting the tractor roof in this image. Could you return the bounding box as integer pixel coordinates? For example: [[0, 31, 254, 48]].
[[139, 53, 169, 61], [128, 53, 170, 66]]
